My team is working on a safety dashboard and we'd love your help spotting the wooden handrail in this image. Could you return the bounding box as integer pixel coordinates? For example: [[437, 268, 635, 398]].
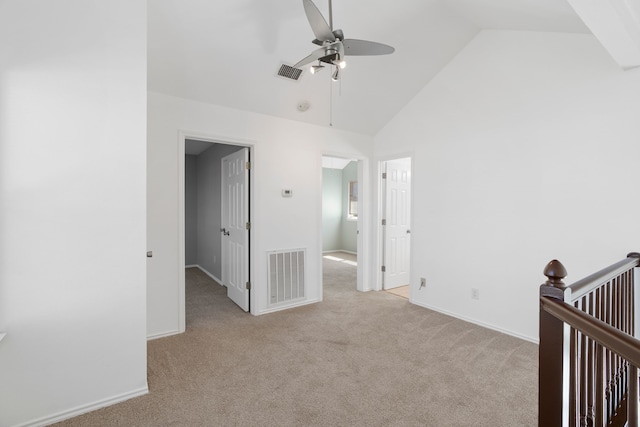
[[568, 254, 640, 302], [540, 296, 640, 366], [539, 252, 640, 427]]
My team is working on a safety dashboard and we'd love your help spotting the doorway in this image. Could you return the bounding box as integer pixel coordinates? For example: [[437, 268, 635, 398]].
[[380, 157, 412, 292], [321, 155, 361, 291], [183, 138, 251, 320]]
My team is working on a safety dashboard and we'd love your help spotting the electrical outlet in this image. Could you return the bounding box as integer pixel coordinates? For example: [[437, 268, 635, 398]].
[[471, 288, 480, 300], [420, 278, 426, 289]]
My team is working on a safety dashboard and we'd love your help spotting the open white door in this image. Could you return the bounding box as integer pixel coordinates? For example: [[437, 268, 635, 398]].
[[383, 158, 411, 290], [221, 148, 250, 311]]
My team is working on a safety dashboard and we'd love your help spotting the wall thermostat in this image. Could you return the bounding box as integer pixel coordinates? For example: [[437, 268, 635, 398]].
[[282, 189, 293, 197]]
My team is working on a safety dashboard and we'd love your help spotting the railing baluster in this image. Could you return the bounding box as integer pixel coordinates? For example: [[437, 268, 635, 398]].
[[617, 277, 625, 406], [631, 266, 636, 338], [595, 287, 603, 427], [624, 272, 630, 335], [612, 278, 617, 409], [571, 326, 578, 427], [629, 364, 639, 427], [579, 297, 588, 427], [595, 342, 605, 427], [606, 280, 613, 422], [623, 274, 629, 394], [587, 293, 596, 425]]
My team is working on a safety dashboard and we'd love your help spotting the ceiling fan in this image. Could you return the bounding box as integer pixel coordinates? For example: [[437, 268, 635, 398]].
[[293, 0, 395, 81]]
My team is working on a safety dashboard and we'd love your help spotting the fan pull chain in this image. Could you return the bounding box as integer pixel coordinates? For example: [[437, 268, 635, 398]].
[[328, 66, 342, 127]]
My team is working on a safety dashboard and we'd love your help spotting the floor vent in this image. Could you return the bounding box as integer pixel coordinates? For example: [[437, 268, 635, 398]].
[[277, 64, 303, 81], [268, 249, 305, 305]]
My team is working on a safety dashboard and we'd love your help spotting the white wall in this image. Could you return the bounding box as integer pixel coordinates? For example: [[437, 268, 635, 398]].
[[0, 1, 148, 426], [374, 30, 640, 342], [147, 92, 373, 336]]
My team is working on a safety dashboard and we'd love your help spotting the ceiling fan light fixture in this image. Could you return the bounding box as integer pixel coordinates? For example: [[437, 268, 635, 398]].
[[336, 59, 346, 69], [310, 62, 325, 74]]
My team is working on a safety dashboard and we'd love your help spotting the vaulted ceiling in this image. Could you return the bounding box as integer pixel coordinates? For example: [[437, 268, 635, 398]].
[[147, 0, 638, 136]]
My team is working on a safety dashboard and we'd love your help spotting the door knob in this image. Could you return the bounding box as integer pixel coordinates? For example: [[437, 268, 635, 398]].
[[406, 229, 411, 234]]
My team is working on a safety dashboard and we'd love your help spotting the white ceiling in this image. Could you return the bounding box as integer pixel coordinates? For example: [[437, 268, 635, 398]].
[[148, 0, 591, 136]]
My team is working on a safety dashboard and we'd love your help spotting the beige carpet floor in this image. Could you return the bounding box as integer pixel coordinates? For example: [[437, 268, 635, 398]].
[[54, 257, 538, 426]]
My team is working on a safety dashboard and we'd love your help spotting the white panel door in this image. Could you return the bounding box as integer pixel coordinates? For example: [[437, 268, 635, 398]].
[[221, 148, 249, 311], [384, 158, 411, 290]]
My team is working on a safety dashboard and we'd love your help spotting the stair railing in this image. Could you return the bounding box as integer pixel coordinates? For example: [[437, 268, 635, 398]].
[[539, 252, 640, 427]]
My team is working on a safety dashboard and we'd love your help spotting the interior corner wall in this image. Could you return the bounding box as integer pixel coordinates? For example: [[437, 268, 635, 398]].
[[196, 143, 243, 279], [322, 168, 343, 252], [185, 155, 198, 266], [147, 92, 373, 335], [340, 161, 358, 253], [0, 1, 148, 425], [374, 30, 640, 342]]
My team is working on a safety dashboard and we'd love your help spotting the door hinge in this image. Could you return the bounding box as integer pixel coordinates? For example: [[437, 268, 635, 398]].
[[246, 161, 251, 170], [246, 282, 251, 290], [381, 265, 386, 273], [382, 219, 386, 226], [246, 222, 251, 230], [382, 172, 387, 179]]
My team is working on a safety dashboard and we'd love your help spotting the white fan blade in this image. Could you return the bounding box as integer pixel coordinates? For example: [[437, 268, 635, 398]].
[[303, 0, 335, 42], [343, 39, 395, 56]]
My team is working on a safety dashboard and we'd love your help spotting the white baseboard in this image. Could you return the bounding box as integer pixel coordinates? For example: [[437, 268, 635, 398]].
[[323, 250, 357, 255], [185, 264, 198, 268], [147, 329, 181, 341], [194, 265, 222, 285], [17, 385, 149, 427], [258, 298, 321, 315], [410, 299, 538, 344]]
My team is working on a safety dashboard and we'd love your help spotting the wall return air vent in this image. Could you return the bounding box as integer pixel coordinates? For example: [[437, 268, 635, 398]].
[[267, 249, 305, 306]]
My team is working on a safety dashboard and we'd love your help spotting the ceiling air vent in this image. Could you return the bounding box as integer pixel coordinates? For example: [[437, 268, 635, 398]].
[[277, 64, 303, 81]]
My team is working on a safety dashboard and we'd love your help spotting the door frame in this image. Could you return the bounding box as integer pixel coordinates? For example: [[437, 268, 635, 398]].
[[177, 130, 256, 332], [319, 153, 370, 294], [375, 153, 414, 293]]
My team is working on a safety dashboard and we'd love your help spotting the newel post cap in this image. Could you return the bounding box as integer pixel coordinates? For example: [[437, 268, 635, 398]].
[[543, 259, 567, 287], [628, 252, 640, 259]]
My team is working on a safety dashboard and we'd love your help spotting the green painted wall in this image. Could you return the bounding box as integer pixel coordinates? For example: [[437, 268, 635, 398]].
[[322, 161, 358, 253]]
